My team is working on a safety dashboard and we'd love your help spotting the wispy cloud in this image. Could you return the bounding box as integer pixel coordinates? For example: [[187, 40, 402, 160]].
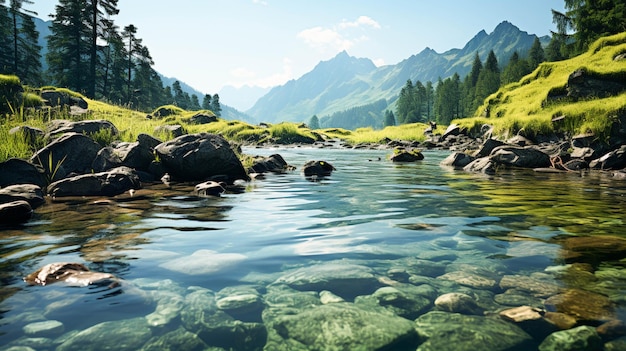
[[252, 0, 268, 5], [228, 57, 293, 88], [297, 16, 381, 53]]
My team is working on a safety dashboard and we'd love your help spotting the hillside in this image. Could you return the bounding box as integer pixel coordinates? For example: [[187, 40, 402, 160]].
[[456, 32, 626, 142], [247, 21, 549, 125]]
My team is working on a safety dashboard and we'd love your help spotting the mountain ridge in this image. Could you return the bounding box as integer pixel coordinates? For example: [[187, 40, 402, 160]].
[[247, 21, 550, 126]]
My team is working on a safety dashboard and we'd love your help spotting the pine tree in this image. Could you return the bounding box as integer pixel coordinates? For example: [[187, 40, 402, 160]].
[[16, 8, 42, 85], [211, 93, 221, 117], [527, 37, 545, 70], [47, 0, 91, 93], [190, 94, 201, 110], [474, 51, 500, 110], [122, 24, 142, 105], [309, 115, 320, 130], [0, 2, 12, 73], [383, 110, 395, 127], [86, 0, 119, 98], [202, 94, 212, 110], [502, 51, 530, 85]]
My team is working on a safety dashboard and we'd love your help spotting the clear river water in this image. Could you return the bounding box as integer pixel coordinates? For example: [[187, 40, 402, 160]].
[[1, 147, 626, 350]]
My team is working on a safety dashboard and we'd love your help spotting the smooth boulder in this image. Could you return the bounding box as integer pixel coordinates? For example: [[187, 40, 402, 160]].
[[47, 166, 140, 197], [0, 200, 33, 225], [0, 183, 45, 208], [155, 133, 248, 183], [302, 160, 335, 177], [0, 158, 46, 188], [31, 132, 102, 178]]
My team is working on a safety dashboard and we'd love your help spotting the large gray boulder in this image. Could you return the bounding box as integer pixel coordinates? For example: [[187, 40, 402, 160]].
[[47, 166, 140, 197], [92, 141, 154, 172], [31, 132, 102, 178], [0, 200, 32, 225], [0, 184, 45, 208], [264, 303, 420, 351], [46, 119, 117, 139], [0, 158, 46, 188], [154, 133, 248, 183], [490, 146, 551, 168]]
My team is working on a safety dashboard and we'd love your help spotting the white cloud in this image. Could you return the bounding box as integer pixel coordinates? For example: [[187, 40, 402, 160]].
[[298, 16, 381, 52], [252, 0, 268, 5], [231, 67, 257, 79], [372, 58, 385, 67], [339, 16, 381, 29], [227, 58, 293, 88]]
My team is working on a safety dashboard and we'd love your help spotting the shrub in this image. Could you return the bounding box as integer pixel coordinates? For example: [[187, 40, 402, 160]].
[[0, 74, 24, 116]]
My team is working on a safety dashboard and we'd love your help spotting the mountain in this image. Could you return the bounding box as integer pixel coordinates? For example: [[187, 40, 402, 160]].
[[219, 85, 271, 112], [247, 21, 551, 125]]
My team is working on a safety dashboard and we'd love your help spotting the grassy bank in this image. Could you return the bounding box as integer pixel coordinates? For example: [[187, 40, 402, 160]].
[[456, 32, 626, 140]]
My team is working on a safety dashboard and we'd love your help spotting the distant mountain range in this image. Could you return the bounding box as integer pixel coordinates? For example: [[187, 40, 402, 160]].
[[246, 21, 550, 126]]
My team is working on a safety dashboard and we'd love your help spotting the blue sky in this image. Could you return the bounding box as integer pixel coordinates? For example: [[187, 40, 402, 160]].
[[31, 1, 565, 96]]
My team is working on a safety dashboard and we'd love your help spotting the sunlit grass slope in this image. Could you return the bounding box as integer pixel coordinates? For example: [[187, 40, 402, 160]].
[[455, 32, 626, 140]]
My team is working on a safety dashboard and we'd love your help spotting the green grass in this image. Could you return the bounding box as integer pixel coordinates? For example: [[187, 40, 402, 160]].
[[457, 32, 626, 140]]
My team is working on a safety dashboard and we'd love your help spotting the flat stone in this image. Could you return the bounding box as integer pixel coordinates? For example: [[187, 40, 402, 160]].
[[545, 288, 615, 323], [22, 320, 64, 337], [56, 318, 152, 351], [159, 249, 246, 275], [499, 306, 558, 339], [434, 292, 483, 315], [438, 271, 497, 290], [264, 303, 419, 351], [500, 275, 561, 297]]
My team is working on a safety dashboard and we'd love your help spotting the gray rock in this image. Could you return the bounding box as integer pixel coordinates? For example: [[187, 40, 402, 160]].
[[188, 112, 218, 125], [274, 262, 380, 299], [145, 291, 184, 327], [440, 152, 475, 168], [414, 311, 534, 351], [434, 292, 483, 315], [264, 303, 420, 351], [490, 146, 551, 168], [31, 132, 101, 177], [500, 275, 561, 298], [216, 286, 264, 322], [193, 181, 225, 197], [47, 119, 116, 138], [154, 124, 186, 138], [155, 133, 248, 183], [319, 290, 345, 304], [136, 133, 162, 150], [302, 160, 335, 177], [499, 306, 558, 340], [390, 148, 424, 162], [590, 145, 626, 170], [441, 124, 461, 140], [0, 200, 32, 224], [538, 325, 602, 351], [92, 141, 154, 172], [475, 138, 506, 158], [0, 158, 46, 188], [438, 271, 498, 290], [47, 166, 140, 197], [249, 154, 291, 174], [0, 184, 45, 208], [463, 156, 496, 174], [56, 318, 151, 351]]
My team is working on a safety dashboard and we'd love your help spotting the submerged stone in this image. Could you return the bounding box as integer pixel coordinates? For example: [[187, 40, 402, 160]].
[[414, 311, 534, 351], [159, 249, 246, 275], [434, 292, 483, 315], [264, 303, 419, 351], [538, 325, 602, 351], [22, 320, 64, 338], [544, 288, 615, 323], [141, 327, 209, 351], [56, 317, 152, 351]]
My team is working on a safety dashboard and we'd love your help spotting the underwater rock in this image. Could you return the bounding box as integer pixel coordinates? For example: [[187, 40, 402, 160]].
[[438, 271, 498, 290], [434, 292, 483, 315], [355, 285, 433, 320], [414, 311, 534, 351], [159, 249, 246, 275], [22, 320, 65, 338], [499, 274, 561, 298], [499, 306, 558, 340], [56, 317, 151, 351], [264, 303, 419, 351], [216, 286, 264, 322], [145, 291, 184, 327], [23, 262, 117, 287], [538, 325, 602, 351], [544, 288, 615, 323], [556, 235, 626, 264], [273, 262, 380, 299], [141, 327, 209, 351]]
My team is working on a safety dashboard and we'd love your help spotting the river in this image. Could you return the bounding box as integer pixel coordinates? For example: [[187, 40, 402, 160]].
[[1, 147, 625, 350]]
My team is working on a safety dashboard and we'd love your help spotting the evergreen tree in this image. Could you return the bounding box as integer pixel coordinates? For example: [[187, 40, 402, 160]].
[[462, 53, 483, 116], [502, 51, 530, 84], [545, 34, 568, 61], [434, 74, 461, 124], [474, 50, 500, 110], [0, 2, 11, 73], [202, 94, 212, 110], [16, 7, 42, 85], [527, 37, 545, 70], [308, 115, 320, 130], [396, 79, 415, 124], [211, 93, 221, 117], [99, 20, 125, 102], [5, 0, 41, 84], [47, 0, 91, 93], [552, 0, 626, 55], [172, 80, 187, 109], [86, 0, 119, 98], [425, 81, 434, 121], [383, 110, 395, 127], [190, 94, 201, 110], [122, 24, 142, 104]]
